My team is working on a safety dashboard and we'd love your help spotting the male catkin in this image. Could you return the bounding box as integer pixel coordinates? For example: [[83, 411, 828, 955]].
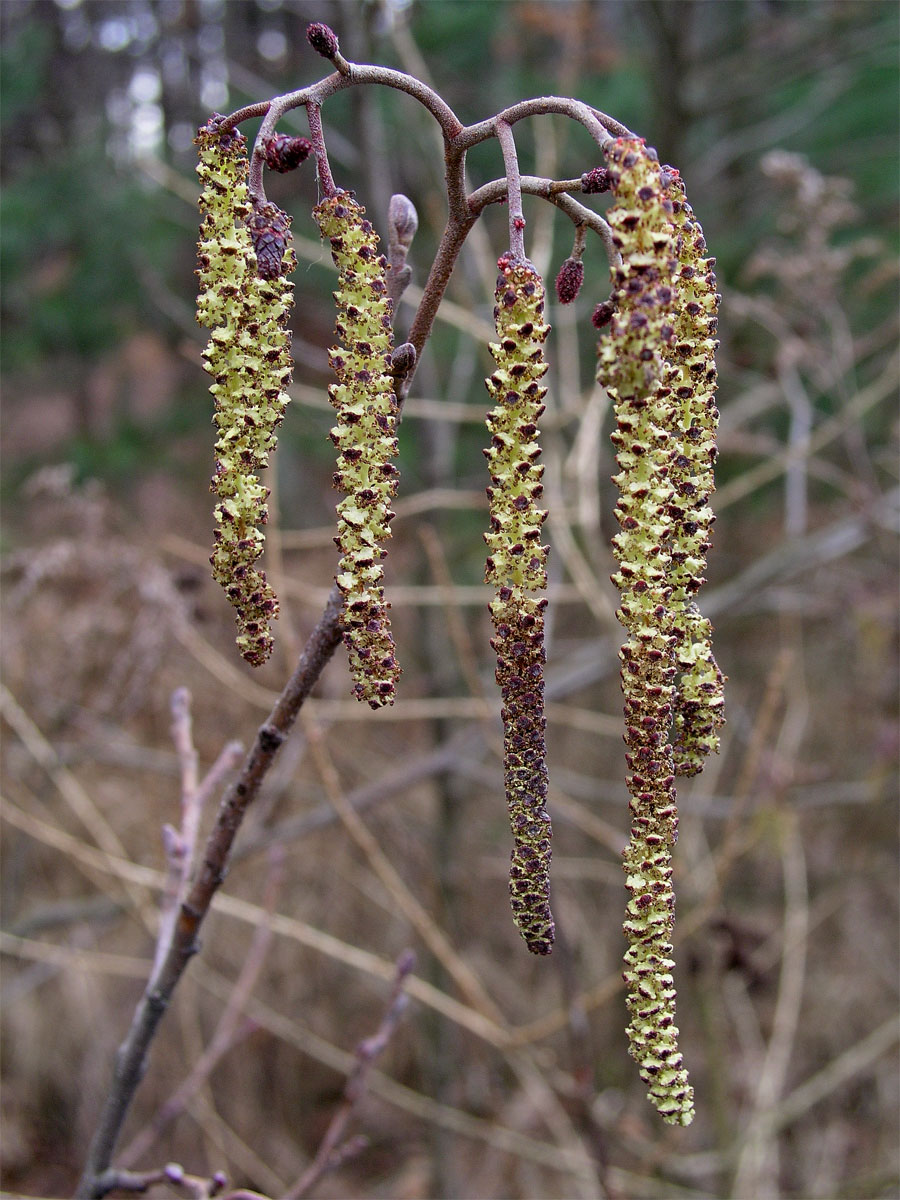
[[314, 193, 402, 707], [484, 254, 555, 956], [597, 137, 696, 1125], [660, 166, 725, 776], [196, 117, 295, 666]]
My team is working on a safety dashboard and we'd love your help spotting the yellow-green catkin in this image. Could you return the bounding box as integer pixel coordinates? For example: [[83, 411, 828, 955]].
[[314, 193, 401, 708], [196, 116, 295, 667], [661, 166, 725, 776], [597, 136, 694, 1125], [484, 254, 554, 956]]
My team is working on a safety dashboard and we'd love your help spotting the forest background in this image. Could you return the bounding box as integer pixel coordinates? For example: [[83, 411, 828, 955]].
[[1, 2, 898, 1198]]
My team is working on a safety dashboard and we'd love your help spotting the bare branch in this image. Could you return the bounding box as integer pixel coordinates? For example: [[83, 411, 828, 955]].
[[283, 951, 416, 1200], [75, 590, 345, 1198]]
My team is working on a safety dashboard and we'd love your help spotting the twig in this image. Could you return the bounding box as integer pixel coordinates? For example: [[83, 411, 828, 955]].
[[154, 691, 242, 979], [119, 847, 285, 1168], [75, 589, 345, 1199], [283, 950, 416, 1200], [496, 119, 526, 260], [731, 811, 809, 1198]]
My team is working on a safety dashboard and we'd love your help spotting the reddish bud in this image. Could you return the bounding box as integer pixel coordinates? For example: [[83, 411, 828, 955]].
[[581, 166, 611, 194], [307, 22, 339, 58], [554, 257, 584, 305], [264, 133, 312, 173]]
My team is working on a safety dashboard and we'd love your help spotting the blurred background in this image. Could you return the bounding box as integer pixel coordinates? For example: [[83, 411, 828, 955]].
[[1, 1, 898, 1197]]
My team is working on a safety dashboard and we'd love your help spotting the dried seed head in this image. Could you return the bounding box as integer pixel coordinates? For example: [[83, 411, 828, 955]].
[[554, 256, 585, 305], [307, 21, 339, 59], [264, 133, 312, 173]]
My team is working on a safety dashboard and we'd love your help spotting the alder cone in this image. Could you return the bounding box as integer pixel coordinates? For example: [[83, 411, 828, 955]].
[[264, 133, 312, 173], [247, 201, 293, 280]]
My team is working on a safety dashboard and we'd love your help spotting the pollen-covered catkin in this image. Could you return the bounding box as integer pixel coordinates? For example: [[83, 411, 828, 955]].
[[661, 166, 725, 776], [314, 193, 401, 708], [484, 254, 554, 956], [597, 136, 695, 1125], [196, 117, 295, 667]]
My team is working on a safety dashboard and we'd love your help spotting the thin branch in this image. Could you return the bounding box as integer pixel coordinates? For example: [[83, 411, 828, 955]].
[[75, 589, 345, 1199], [496, 119, 526, 260], [119, 848, 285, 1169], [283, 950, 416, 1200], [306, 103, 336, 198]]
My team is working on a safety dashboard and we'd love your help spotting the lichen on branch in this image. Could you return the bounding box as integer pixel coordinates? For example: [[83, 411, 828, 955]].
[[314, 192, 402, 708], [484, 255, 554, 956]]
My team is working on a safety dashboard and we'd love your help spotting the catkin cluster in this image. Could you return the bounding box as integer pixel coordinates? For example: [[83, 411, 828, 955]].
[[314, 193, 402, 708], [597, 136, 701, 1126], [196, 116, 295, 666], [483, 255, 555, 956]]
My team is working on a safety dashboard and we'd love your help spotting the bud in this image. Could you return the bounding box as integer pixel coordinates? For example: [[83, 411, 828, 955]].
[[264, 133, 312, 173], [390, 341, 416, 377], [581, 166, 611, 194], [388, 194, 418, 250], [554, 256, 584, 305], [307, 22, 339, 59]]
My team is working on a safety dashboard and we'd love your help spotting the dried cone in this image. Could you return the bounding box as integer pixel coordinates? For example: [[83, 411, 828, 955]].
[[597, 136, 695, 1125], [314, 193, 401, 708], [484, 254, 554, 956]]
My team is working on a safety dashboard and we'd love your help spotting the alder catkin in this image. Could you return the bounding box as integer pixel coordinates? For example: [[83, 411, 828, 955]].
[[660, 165, 725, 776], [484, 254, 555, 956], [314, 192, 402, 708], [597, 136, 695, 1125], [196, 116, 295, 667]]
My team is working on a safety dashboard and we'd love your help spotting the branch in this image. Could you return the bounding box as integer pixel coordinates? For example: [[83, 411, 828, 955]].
[[118, 848, 285, 1169], [283, 950, 416, 1200], [496, 119, 526, 260], [466, 175, 617, 264], [76, 589, 345, 1199]]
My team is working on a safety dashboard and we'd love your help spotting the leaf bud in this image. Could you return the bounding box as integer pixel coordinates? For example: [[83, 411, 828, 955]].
[[388, 193, 419, 250]]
